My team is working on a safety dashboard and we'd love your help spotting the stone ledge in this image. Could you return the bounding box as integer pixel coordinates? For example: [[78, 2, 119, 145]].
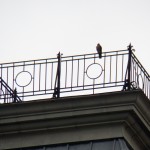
[[0, 90, 150, 149]]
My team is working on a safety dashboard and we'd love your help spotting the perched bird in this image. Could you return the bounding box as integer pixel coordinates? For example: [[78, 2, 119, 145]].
[[96, 43, 102, 58]]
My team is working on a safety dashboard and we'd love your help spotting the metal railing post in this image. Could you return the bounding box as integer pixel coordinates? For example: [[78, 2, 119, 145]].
[[13, 88, 17, 103], [122, 44, 133, 91], [127, 43, 132, 90], [57, 52, 61, 98], [53, 52, 62, 98]]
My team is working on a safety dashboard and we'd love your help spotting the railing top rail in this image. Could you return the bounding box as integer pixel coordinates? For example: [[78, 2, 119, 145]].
[[0, 49, 128, 66]]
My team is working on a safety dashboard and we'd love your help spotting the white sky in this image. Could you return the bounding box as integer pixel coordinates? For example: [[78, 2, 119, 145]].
[[0, 0, 149, 73]]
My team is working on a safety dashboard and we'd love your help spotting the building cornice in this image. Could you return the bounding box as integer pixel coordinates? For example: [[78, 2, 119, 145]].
[[0, 90, 150, 149]]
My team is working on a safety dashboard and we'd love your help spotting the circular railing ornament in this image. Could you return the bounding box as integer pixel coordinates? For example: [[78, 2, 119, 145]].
[[15, 71, 32, 87], [86, 63, 103, 79], [130, 81, 138, 90]]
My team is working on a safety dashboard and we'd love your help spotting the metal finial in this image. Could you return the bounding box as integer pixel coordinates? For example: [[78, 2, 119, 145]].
[[127, 43, 133, 50]]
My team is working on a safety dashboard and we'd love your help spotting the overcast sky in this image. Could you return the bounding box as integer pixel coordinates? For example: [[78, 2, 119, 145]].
[[0, 0, 149, 73]]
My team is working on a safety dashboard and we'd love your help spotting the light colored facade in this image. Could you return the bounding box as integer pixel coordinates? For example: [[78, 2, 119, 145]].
[[0, 89, 150, 150]]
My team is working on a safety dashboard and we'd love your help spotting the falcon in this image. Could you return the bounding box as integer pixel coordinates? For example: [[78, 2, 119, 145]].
[[96, 43, 102, 58]]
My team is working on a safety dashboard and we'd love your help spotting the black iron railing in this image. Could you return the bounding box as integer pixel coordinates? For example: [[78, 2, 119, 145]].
[[0, 45, 149, 103], [0, 77, 21, 103]]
